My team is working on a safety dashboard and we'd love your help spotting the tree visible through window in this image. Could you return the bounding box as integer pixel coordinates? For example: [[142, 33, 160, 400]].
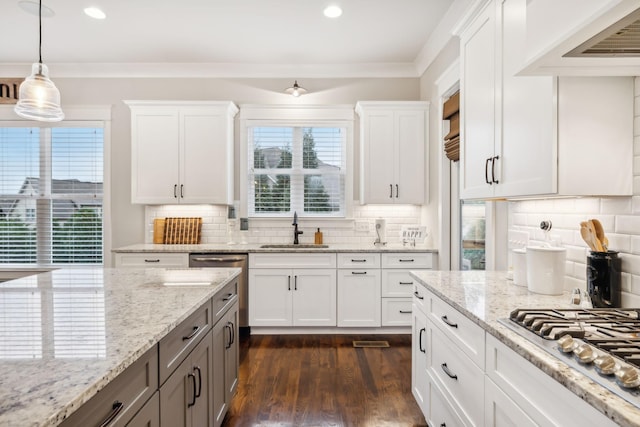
[[0, 126, 103, 264], [248, 126, 345, 217]]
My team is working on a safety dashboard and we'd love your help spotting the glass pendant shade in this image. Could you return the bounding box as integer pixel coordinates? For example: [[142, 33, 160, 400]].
[[15, 63, 64, 122]]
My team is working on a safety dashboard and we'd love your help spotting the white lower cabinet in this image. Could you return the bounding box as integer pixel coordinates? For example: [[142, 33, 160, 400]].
[[411, 300, 429, 415], [484, 378, 536, 427], [337, 268, 381, 327], [429, 378, 466, 427]]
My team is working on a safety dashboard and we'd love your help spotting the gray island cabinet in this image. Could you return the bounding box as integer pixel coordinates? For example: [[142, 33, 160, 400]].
[[0, 267, 240, 427]]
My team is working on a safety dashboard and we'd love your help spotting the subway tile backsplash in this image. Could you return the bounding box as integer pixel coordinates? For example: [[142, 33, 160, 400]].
[[509, 76, 640, 307]]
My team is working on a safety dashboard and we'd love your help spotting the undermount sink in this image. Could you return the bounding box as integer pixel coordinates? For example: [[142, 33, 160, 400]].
[[260, 244, 329, 249]]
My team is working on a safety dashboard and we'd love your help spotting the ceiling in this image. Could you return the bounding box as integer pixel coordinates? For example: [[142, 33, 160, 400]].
[[0, 0, 456, 78]]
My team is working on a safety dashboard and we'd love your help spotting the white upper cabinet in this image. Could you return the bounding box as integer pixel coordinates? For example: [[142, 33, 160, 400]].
[[356, 101, 429, 205], [520, 0, 640, 76], [459, 0, 634, 200], [126, 101, 238, 205]]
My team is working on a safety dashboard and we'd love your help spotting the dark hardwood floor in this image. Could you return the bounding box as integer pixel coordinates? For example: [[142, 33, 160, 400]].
[[222, 333, 427, 427]]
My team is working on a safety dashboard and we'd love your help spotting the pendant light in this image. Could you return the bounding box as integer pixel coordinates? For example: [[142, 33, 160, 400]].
[[15, 0, 64, 122], [285, 81, 307, 97]]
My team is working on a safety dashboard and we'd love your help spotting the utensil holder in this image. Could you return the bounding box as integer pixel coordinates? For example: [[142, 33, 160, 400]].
[[587, 251, 621, 308]]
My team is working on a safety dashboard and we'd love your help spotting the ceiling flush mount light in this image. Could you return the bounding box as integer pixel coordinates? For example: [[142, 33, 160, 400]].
[[323, 5, 343, 18], [84, 7, 106, 20], [15, 0, 64, 122], [285, 81, 307, 97]]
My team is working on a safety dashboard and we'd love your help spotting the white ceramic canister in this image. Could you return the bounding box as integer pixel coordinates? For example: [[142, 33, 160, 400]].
[[512, 248, 527, 287], [526, 246, 566, 295]]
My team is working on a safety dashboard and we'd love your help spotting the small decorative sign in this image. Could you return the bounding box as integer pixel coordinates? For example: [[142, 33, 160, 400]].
[[0, 78, 23, 104]]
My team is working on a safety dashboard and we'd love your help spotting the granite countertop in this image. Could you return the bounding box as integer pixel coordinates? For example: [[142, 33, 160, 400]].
[[410, 270, 640, 427], [112, 242, 438, 253], [0, 267, 241, 427]]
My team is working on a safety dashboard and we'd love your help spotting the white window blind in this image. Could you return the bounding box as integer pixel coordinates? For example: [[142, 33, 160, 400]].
[[248, 126, 346, 217], [0, 125, 104, 264]]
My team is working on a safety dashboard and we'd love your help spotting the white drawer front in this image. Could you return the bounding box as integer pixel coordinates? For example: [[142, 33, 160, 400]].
[[381, 252, 433, 269], [337, 252, 381, 268], [382, 270, 419, 297], [381, 298, 412, 326], [429, 294, 485, 367], [429, 377, 467, 427], [429, 323, 484, 427], [115, 252, 189, 268], [412, 284, 428, 314], [249, 252, 336, 268]]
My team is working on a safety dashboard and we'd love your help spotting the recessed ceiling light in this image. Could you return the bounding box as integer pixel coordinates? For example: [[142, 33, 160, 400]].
[[18, 0, 55, 17], [84, 7, 106, 19], [323, 5, 342, 18]]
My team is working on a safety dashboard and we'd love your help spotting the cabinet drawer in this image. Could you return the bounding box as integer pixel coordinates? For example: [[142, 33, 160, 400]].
[[412, 284, 428, 314], [429, 323, 484, 426], [158, 300, 212, 384], [381, 252, 433, 269], [428, 377, 466, 427], [249, 253, 336, 268], [429, 293, 485, 367], [115, 252, 189, 268], [60, 347, 158, 427], [213, 279, 238, 323], [126, 390, 159, 427], [382, 270, 419, 297], [381, 298, 412, 326], [337, 252, 380, 268]]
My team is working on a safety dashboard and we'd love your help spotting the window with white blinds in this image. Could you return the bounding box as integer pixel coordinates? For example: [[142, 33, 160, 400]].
[[248, 126, 346, 217], [0, 125, 103, 264]]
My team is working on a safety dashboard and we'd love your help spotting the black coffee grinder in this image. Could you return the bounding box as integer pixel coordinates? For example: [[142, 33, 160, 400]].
[[586, 251, 621, 308]]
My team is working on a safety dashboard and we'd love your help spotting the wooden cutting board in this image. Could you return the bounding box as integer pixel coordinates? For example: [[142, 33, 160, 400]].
[[163, 217, 202, 244]]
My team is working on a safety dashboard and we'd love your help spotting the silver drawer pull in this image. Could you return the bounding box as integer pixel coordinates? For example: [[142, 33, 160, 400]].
[[399, 310, 412, 314], [351, 271, 367, 275], [399, 281, 413, 285], [441, 363, 458, 380], [144, 259, 160, 263], [413, 291, 424, 300], [182, 326, 200, 341], [441, 315, 458, 328], [99, 401, 124, 427]]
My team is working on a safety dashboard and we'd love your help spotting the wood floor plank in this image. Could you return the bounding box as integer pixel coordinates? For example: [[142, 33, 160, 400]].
[[222, 334, 427, 427]]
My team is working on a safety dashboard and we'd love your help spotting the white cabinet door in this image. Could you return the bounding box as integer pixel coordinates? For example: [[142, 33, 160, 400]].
[[130, 107, 180, 204], [292, 269, 337, 326], [485, 379, 536, 427], [356, 102, 429, 205], [337, 269, 381, 327], [248, 269, 293, 326], [460, 1, 498, 200], [411, 303, 428, 414]]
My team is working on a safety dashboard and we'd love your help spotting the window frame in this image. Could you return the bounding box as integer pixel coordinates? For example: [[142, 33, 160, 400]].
[[240, 105, 354, 220], [0, 105, 112, 267]]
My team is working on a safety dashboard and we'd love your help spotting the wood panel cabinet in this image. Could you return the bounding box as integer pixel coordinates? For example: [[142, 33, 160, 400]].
[[160, 329, 213, 427], [459, 0, 633, 200], [356, 101, 429, 205], [126, 101, 238, 205]]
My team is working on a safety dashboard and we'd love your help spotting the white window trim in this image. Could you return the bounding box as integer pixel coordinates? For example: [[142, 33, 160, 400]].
[[239, 105, 354, 219], [0, 105, 113, 267]]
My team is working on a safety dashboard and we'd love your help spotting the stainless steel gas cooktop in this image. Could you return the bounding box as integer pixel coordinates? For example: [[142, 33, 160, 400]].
[[500, 308, 640, 409]]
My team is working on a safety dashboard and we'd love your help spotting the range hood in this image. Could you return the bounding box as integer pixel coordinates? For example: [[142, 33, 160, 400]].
[[565, 7, 640, 57]]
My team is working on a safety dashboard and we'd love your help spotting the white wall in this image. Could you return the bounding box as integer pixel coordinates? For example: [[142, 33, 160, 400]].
[[509, 77, 640, 306]]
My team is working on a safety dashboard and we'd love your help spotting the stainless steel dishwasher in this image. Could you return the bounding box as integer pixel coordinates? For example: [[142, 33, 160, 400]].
[[189, 253, 248, 330]]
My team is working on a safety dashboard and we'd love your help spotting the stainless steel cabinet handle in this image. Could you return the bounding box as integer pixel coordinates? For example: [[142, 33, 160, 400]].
[[182, 325, 199, 341], [485, 158, 492, 185], [419, 328, 426, 353], [491, 155, 500, 184], [144, 259, 160, 263], [194, 366, 202, 398], [441, 315, 458, 329], [187, 373, 197, 407], [174, 184, 178, 198], [399, 281, 413, 285], [98, 401, 124, 427], [399, 310, 412, 314], [441, 363, 458, 380], [413, 291, 424, 300], [351, 271, 367, 275]]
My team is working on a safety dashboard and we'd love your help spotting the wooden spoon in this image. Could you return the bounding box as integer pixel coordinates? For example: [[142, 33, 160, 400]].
[[586, 220, 604, 252], [590, 219, 608, 251], [580, 224, 597, 251]]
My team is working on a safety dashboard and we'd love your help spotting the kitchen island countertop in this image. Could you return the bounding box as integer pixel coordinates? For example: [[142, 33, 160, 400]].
[[411, 270, 640, 427], [0, 267, 240, 427]]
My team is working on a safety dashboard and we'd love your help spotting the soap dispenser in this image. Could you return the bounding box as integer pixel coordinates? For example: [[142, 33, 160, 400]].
[[314, 228, 323, 244]]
